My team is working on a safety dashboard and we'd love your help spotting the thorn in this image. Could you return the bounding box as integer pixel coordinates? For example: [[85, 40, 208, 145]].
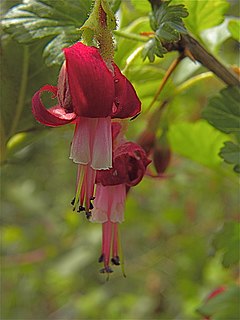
[[184, 47, 196, 63]]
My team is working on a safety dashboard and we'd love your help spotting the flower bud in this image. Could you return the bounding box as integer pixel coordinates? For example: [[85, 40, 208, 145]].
[[153, 132, 171, 174], [153, 145, 171, 174], [137, 129, 156, 155]]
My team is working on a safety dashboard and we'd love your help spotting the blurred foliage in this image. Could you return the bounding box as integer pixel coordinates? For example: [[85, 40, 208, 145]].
[[1, 0, 240, 319]]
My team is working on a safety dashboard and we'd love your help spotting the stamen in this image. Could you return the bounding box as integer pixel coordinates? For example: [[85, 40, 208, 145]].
[[111, 256, 120, 265], [89, 201, 94, 210], [85, 211, 92, 220], [77, 205, 85, 213], [71, 197, 75, 205], [99, 266, 113, 273], [98, 254, 104, 263]]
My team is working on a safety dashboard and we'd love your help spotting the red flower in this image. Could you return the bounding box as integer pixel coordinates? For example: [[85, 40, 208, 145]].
[[91, 124, 151, 273], [32, 42, 141, 212]]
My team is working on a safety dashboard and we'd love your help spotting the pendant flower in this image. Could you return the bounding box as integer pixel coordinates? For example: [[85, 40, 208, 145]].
[[32, 42, 141, 212], [90, 124, 151, 273]]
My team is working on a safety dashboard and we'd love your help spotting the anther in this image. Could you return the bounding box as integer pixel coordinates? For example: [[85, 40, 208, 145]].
[[99, 266, 113, 274], [98, 254, 104, 263], [71, 197, 75, 205], [89, 201, 94, 210], [111, 256, 120, 265], [77, 205, 85, 213], [85, 211, 92, 220]]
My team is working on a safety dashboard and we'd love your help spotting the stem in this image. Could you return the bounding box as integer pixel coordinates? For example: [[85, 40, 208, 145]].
[[179, 35, 239, 87], [145, 54, 183, 113], [147, 0, 239, 87], [174, 71, 216, 96], [113, 30, 149, 42], [123, 46, 144, 74], [9, 46, 29, 138]]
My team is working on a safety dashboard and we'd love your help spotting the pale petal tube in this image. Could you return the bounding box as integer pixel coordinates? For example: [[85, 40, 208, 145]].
[[91, 117, 112, 170], [91, 184, 125, 223], [70, 117, 112, 170]]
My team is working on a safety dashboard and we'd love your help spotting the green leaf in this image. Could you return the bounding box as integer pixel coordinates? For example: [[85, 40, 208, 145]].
[[228, 19, 240, 41], [130, 0, 151, 13], [173, 0, 229, 38], [168, 120, 228, 168], [212, 222, 240, 268], [219, 141, 240, 173], [109, 0, 122, 13], [142, 37, 166, 62], [42, 31, 80, 66], [202, 86, 240, 136], [2, 0, 92, 66], [202, 87, 240, 172], [143, 1, 188, 62], [197, 286, 240, 320]]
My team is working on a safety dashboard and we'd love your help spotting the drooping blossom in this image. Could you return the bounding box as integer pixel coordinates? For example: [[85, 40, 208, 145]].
[[32, 42, 141, 213], [90, 123, 151, 273]]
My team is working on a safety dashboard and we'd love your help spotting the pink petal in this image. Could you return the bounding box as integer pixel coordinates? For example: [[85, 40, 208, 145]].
[[91, 117, 112, 170], [111, 64, 141, 119], [96, 142, 151, 186], [108, 184, 125, 223], [64, 42, 115, 118], [70, 117, 112, 170], [70, 117, 92, 164], [90, 184, 109, 223], [32, 85, 76, 127], [91, 184, 125, 223]]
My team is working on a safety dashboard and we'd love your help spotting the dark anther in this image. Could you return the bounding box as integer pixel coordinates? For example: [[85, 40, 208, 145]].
[[71, 197, 75, 205], [99, 266, 113, 274], [85, 211, 92, 219], [89, 201, 94, 210], [111, 256, 120, 265], [98, 254, 104, 263], [90, 196, 95, 200], [77, 205, 85, 213]]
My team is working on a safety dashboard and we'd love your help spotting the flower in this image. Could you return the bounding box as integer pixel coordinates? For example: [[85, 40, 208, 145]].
[[90, 124, 151, 273], [32, 42, 141, 212]]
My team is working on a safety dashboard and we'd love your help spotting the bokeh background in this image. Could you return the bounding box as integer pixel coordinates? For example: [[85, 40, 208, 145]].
[[1, 0, 239, 319]]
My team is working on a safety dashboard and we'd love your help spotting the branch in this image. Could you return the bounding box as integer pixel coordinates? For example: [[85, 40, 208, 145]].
[[148, 0, 239, 87], [179, 34, 239, 87]]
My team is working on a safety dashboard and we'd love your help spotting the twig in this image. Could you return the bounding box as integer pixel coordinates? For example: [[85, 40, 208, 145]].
[[179, 34, 239, 87], [148, 0, 239, 87]]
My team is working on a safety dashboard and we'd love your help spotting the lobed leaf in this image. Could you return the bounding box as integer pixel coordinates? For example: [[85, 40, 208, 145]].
[[168, 120, 228, 169], [202, 86, 240, 172], [173, 0, 229, 38], [219, 141, 240, 174], [212, 221, 240, 268], [143, 1, 188, 62], [2, 0, 92, 66]]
